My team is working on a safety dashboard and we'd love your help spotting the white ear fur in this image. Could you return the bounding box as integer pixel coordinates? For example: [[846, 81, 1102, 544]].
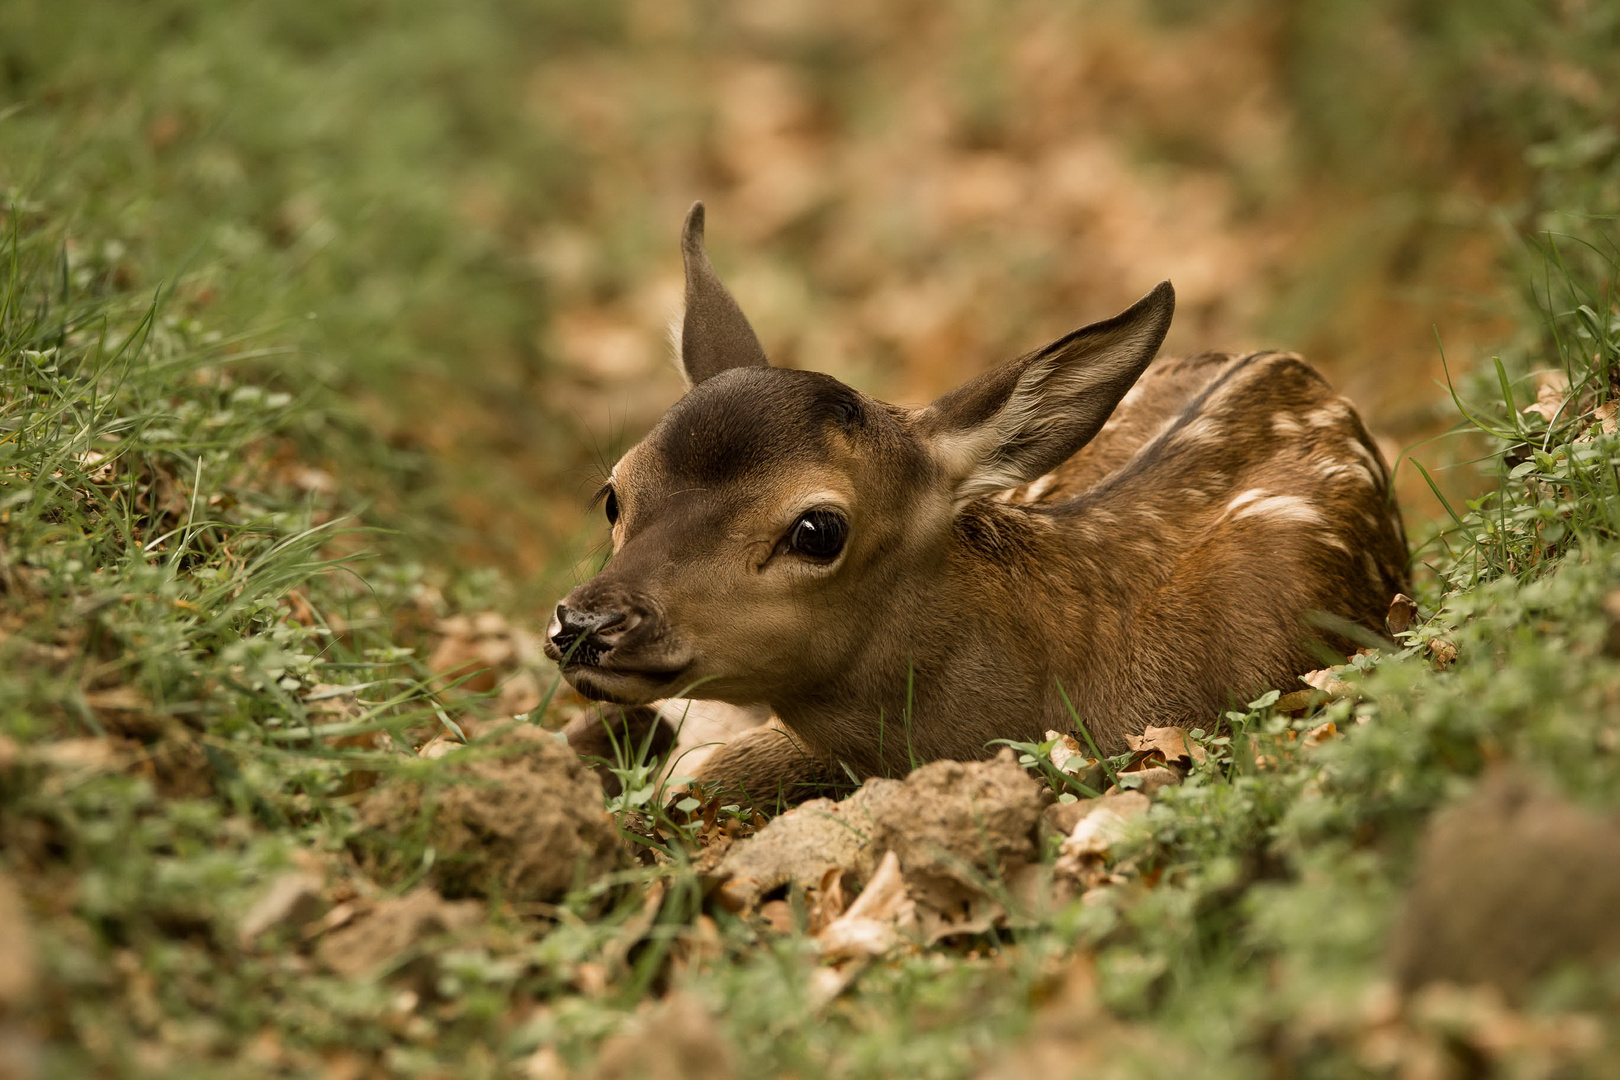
[[922, 282, 1175, 505], [959, 341, 1158, 502], [666, 307, 690, 389]]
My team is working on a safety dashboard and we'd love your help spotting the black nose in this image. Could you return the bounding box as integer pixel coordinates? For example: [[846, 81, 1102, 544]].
[[550, 603, 628, 661]]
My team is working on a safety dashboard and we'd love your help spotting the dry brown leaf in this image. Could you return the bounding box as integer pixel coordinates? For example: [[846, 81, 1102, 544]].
[[817, 850, 916, 962], [1059, 790, 1150, 860], [416, 731, 463, 759], [1593, 399, 1618, 435], [1301, 722, 1338, 748], [1425, 637, 1459, 668], [0, 875, 36, 1009], [1123, 725, 1206, 766], [1602, 588, 1620, 657], [1385, 593, 1418, 637], [1302, 667, 1357, 698], [585, 993, 738, 1080], [1108, 765, 1183, 798], [238, 872, 328, 948], [805, 866, 848, 936], [1521, 371, 1569, 424], [1043, 728, 1087, 773], [32, 737, 125, 773], [315, 887, 482, 979], [522, 1046, 572, 1080]]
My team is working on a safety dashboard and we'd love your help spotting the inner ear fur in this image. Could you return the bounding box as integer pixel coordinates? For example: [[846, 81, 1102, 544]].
[[917, 281, 1175, 503], [679, 202, 769, 386]]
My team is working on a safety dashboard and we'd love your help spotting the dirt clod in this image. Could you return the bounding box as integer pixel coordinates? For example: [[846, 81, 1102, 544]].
[[866, 751, 1045, 916], [359, 725, 623, 904], [717, 750, 1044, 934], [1389, 769, 1620, 1001]]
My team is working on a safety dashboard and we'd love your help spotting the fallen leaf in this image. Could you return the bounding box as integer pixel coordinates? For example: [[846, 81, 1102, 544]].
[[417, 731, 463, 759], [585, 992, 738, 1080], [315, 887, 481, 979], [1426, 637, 1458, 668], [0, 875, 36, 1008], [1108, 765, 1182, 797], [1042, 728, 1087, 773], [239, 872, 328, 948], [1602, 588, 1620, 657], [1302, 667, 1357, 698], [1593, 399, 1618, 435], [1301, 722, 1338, 748], [1520, 371, 1569, 424], [1385, 593, 1418, 637], [804, 866, 848, 935], [1123, 726, 1206, 767], [32, 737, 125, 773], [1059, 790, 1150, 859], [817, 850, 915, 962], [522, 1046, 572, 1080]]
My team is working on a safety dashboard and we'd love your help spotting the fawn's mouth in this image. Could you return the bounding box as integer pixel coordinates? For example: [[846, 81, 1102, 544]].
[[558, 657, 690, 705]]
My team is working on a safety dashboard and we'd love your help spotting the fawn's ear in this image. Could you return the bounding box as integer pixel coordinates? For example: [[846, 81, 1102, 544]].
[[677, 202, 769, 386], [918, 281, 1174, 504]]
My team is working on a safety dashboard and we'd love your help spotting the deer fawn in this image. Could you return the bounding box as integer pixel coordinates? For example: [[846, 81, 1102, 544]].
[[546, 203, 1409, 806]]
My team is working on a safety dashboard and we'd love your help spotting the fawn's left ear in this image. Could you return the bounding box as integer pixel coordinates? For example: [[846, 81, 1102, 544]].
[[677, 202, 769, 387], [918, 281, 1175, 504]]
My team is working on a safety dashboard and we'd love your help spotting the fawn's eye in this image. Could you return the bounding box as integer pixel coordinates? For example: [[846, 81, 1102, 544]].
[[787, 510, 847, 560], [603, 488, 619, 527]]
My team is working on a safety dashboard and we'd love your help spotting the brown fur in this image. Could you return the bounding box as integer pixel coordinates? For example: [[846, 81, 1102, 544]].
[[543, 204, 1409, 799]]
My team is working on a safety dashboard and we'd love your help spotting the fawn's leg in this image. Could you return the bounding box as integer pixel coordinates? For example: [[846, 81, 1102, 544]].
[[692, 722, 847, 814]]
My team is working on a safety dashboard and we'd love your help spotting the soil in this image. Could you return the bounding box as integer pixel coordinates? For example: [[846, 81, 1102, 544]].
[[717, 749, 1047, 930], [1389, 769, 1620, 1001], [359, 725, 625, 904]]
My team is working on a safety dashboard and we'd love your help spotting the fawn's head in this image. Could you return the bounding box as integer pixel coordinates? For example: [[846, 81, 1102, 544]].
[[544, 204, 1175, 706]]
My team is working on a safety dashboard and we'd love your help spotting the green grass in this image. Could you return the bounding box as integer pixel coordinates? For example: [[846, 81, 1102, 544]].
[[3, 0, 1620, 1076]]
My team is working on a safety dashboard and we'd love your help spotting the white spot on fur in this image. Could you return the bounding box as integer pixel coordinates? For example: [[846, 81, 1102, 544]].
[[1225, 489, 1328, 527], [1347, 438, 1384, 478], [1224, 488, 1267, 515], [1318, 461, 1378, 487], [1272, 414, 1305, 438], [1304, 407, 1344, 431]]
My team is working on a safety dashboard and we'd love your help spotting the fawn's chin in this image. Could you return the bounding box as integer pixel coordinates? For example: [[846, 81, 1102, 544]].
[[562, 664, 681, 705]]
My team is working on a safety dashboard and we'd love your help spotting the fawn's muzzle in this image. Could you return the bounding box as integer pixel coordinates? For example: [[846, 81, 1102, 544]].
[[548, 603, 639, 665]]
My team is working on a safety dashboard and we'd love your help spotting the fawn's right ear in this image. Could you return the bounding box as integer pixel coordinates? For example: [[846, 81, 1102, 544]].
[[678, 202, 769, 387]]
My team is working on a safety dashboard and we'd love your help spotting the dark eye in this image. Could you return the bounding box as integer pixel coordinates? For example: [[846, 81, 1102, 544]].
[[787, 510, 847, 560], [604, 488, 619, 527]]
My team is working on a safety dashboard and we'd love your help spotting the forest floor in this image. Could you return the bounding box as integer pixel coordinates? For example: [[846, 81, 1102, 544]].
[[2, 1, 1619, 1077]]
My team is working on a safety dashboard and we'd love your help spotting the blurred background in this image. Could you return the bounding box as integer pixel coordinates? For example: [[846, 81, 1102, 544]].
[[3, 0, 1614, 603]]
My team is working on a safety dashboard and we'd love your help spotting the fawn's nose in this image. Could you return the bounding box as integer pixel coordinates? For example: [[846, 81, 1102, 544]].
[[549, 603, 637, 660]]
